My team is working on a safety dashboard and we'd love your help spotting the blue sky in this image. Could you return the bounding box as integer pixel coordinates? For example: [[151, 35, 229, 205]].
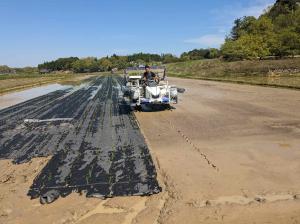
[[0, 0, 275, 67]]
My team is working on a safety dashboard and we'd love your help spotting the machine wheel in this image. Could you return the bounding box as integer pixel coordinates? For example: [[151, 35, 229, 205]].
[[174, 96, 178, 104], [134, 105, 142, 112]]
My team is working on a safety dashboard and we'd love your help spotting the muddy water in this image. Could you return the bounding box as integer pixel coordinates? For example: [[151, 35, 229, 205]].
[[0, 83, 72, 109]]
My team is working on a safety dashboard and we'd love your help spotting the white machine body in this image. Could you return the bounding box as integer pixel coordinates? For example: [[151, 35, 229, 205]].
[[124, 75, 178, 107]]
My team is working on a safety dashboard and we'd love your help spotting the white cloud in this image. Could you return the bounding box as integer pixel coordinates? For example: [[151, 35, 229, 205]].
[[206, 0, 275, 39], [234, 1, 274, 18], [211, 0, 274, 19], [184, 35, 225, 48]]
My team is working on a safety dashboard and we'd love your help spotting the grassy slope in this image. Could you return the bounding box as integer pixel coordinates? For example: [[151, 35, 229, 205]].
[[0, 72, 104, 94], [166, 58, 300, 89]]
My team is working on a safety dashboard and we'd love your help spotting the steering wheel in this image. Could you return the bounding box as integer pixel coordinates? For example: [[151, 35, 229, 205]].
[[141, 78, 159, 86]]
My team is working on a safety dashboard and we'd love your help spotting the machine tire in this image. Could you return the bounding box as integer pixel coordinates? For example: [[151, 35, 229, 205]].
[[135, 105, 142, 112]]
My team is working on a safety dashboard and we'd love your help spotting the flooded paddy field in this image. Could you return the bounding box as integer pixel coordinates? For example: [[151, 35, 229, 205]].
[[0, 83, 72, 109], [0, 75, 160, 204]]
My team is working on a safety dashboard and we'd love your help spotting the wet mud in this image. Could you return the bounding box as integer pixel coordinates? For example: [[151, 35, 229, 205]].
[[0, 75, 161, 203]]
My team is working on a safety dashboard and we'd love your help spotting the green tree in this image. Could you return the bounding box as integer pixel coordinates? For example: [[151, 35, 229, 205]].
[[222, 35, 270, 60], [179, 48, 220, 60], [207, 48, 221, 59], [16, 67, 38, 74], [223, 0, 300, 59], [295, 7, 300, 33], [38, 57, 79, 71], [71, 57, 99, 73], [0, 65, 15, 74], [230, 16, 257, 40], [273, 29, 300, 56], [161, 54, 180, 63], [268, 0, 300, 19], [180, 52, 190, 61], [98, 58, 113, 71]]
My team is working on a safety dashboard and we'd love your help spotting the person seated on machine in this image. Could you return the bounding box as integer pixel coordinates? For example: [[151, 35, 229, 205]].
[[143, 65, 159, 85], [142, 65, 159, 97]]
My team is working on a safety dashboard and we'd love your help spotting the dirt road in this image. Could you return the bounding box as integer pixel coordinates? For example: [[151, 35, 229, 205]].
[[135, 77, 300, 223], [0, 76, 300, 223]]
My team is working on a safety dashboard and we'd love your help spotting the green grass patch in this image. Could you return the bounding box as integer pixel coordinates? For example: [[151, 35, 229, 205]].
[[166, 58, 300, 89]]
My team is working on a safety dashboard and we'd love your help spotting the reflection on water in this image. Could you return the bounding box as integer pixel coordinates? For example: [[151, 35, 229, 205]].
[[0, 83, 72, 110]]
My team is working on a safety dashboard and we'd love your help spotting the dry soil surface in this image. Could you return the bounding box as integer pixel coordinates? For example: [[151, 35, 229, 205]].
[[1, 77, 300, 224]]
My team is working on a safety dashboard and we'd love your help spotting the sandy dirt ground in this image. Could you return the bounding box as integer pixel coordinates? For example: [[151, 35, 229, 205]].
[[1, 77, 300, 224]]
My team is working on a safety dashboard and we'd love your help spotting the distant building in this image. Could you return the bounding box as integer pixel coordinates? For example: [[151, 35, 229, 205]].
[[39, 69, 51, 74], [0, 65, 16, 74], [111, 68, 118, 74]]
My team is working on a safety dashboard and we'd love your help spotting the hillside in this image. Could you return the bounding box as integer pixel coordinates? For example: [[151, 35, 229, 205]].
[[221, 0, 300, 60], [166, 58, 300, 89]]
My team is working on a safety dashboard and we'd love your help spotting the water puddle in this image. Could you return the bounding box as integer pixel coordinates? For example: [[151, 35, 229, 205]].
[[0, 83, 72, 110]]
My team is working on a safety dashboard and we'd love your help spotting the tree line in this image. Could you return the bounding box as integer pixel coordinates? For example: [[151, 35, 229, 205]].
[[1, 49, 220, 74], [37, 49, 221, 73], [221, 0, 300, 60], [0, 65, 38, 75]]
